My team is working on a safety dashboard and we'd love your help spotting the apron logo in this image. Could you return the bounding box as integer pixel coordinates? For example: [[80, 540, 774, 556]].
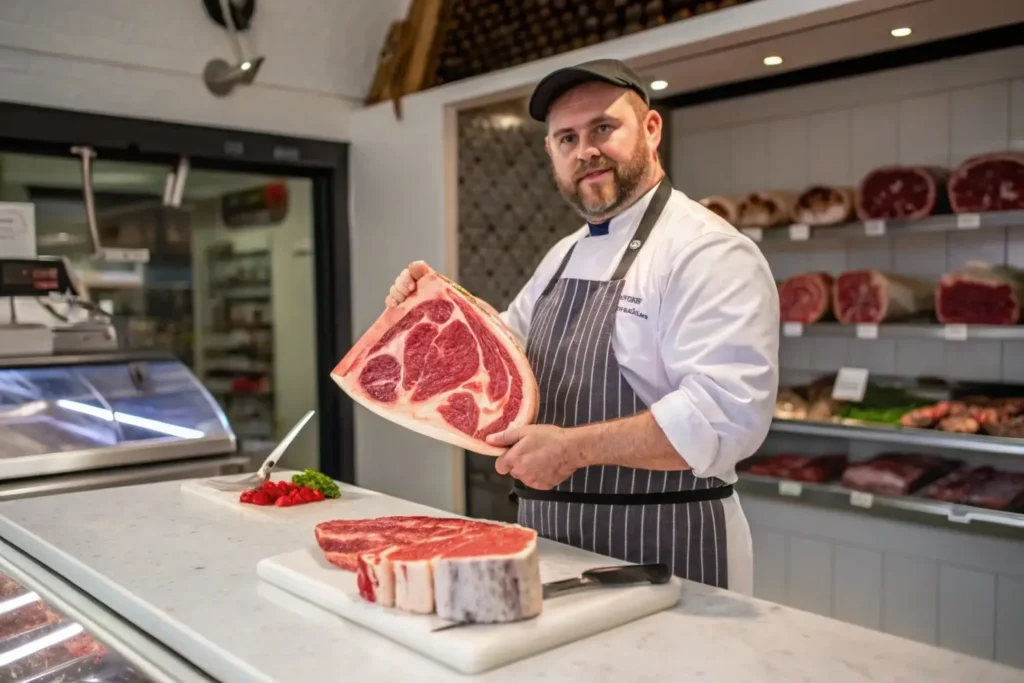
[[629, 239, 641, 250]]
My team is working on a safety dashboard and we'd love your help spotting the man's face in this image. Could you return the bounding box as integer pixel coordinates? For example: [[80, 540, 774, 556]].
[[545, 81, 661, 222]]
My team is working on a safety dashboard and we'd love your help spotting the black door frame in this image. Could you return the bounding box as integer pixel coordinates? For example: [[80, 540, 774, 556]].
[[0, 101, 355, 484]]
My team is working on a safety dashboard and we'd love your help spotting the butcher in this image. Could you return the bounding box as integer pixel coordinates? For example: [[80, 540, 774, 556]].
[[384, 58, 779, 595]]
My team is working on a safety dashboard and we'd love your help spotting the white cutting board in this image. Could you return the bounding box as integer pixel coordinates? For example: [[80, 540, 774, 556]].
[[179, 471, 353, 522], [257, 542, 683, 674]]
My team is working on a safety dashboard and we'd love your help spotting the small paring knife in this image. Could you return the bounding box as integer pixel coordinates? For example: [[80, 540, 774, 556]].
[[430, 562, 671, 632]]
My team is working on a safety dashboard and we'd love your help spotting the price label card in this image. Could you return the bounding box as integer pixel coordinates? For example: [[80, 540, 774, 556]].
[[741, 227, 763, 243], [855, 323, 879, 339], [832, 367, 869, 402], [778, 481, 803, 497], [944, 324, 968, 341], [782, 322, 804, 337], [850, 491, 874, 508], [789, 223, 811, 241], [956, 213, 981, 230], [864, 220, 886, 236]]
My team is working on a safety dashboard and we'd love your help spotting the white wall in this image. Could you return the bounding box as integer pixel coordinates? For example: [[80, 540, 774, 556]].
[[672, 46, 1024, 385], [0, 0, 409, 140], [346, 0, 895, 511]]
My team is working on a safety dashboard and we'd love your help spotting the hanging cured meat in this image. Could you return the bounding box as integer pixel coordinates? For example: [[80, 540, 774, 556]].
[[936, 261, 1024, 325], [698, 195, 741, 224], [947, 152, 1024, 213], [855, 166, 949, 221], [832, 270, 934, 324], [778, 272, 833, 323], [332, 267, 539, 455], [791, 185, 855, 226], [736, 191, 797, 228]]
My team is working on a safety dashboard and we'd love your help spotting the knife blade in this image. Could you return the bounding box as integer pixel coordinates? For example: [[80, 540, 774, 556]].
[[430, 563, 670, 632]]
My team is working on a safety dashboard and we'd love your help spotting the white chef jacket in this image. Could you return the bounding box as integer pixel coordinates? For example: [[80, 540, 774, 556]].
[[500, 182, 781, 485]]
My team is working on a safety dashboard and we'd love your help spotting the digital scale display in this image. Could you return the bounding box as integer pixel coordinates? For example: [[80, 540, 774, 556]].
[[0, 259, 74, 297]]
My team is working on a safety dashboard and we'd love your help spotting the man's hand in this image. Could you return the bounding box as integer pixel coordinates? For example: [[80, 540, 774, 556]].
[[385, 260, 431, 308], [486, 425, 583, 490]]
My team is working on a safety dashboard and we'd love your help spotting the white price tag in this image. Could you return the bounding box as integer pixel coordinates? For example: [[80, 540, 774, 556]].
[[946, 506, 971, 524], [864, 220, 886, 236], [832, 367, 869, 402], [741, 227, 763, 243], [944, 324, 968, 341], [782, 322, 804, 337], [789, 223, 811, 241], [956, 213, 981, 230], [778, 481, 803, 497], [855, 323, 879, 340], [850, 491, 874, 508]]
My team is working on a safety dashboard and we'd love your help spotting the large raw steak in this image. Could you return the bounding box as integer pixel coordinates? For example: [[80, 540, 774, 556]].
[[333, 268, 539, 455]]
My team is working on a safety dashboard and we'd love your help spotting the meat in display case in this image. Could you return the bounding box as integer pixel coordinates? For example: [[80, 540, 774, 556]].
[[0, 351, 247, 500]]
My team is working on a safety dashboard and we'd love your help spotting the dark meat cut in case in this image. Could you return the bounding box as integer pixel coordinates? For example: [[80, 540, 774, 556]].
[[936, 261, 1024, 325], [833, 270, 934, 323], [315, 516, 542, 623], [963, 471, 1024, 511], [855, 165, 950, 221], [699, 195, 741, 224], [921, 466, 996, 504], [332, 267, 539, 455], [747, 454, 847, 483], [736, 191, 797, 228], [947, 152, 1024, 213], [791, 185, 855, 226], [779, 272, 833, 323], [841, 453, 960, 496]]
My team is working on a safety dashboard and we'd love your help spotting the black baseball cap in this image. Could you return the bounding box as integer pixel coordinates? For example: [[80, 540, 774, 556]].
[[528, 58, 650, 122]]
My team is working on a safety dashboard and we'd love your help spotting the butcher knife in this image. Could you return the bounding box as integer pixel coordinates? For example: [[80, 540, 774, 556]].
[[430, 563, 671, 632]]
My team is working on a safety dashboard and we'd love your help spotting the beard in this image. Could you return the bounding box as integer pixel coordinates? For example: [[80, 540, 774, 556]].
[[553, 138, 652, 222]]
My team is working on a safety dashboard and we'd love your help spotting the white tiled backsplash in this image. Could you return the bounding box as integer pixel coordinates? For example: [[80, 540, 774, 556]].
[[671, 45, 1024, 384]]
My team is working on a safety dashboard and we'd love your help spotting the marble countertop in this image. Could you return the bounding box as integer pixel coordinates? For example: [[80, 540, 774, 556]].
[[0, 476, 1019, 683]]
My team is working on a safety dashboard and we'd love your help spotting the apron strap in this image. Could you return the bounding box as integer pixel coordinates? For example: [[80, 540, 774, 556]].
[[538, 176, 673, 297]]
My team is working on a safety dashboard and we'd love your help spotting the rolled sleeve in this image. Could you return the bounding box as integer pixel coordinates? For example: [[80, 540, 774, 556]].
[[649, 231, 779, 479]]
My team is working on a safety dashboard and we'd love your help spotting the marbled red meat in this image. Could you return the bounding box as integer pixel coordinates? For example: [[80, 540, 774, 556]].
[[936, 262, 1024, 325], [315, 515, 542, 623], [947, 153, 1024, 213], [333, 267, 539, 455], [791, 185, 855, 226], [779, 272, 833, 323], [747, 453, 846, 482], [921, 466, 996, 503], [841, 453, 960, 495], [833, 270, 934, 323], [855, 166, 949, 221]]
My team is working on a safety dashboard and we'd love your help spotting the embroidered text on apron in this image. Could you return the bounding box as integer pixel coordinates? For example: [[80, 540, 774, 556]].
[[512, 178, 733, 589]]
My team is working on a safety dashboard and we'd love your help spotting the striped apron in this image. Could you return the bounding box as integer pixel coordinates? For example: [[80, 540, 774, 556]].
[[512, 178, 733, 589]]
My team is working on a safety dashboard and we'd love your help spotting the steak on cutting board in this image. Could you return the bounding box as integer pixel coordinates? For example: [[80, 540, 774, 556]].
[[332, 268, 539, 456], [315, 515, 543, 624]]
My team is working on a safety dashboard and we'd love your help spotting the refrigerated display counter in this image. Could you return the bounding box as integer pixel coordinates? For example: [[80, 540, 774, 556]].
[[0, 351, 250, 501]]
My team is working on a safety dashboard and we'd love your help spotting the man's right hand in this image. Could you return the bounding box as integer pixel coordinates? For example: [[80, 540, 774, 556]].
[[385, 260, 431, 308]]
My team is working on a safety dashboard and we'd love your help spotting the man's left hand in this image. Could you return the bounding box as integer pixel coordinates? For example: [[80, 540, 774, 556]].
[[486, 425, 583, 490]]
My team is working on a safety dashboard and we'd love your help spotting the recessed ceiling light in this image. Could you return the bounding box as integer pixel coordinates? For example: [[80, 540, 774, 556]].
[[650, 80, 668, 91], [763, 55, 783, 66], [891, 27, 912, 37]]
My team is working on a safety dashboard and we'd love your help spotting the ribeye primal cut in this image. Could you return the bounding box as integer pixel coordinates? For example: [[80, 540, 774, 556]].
[[332, 267, 539, 455], [779, 272, 833, 323], [736, 191, 797, 228], [937, 261, 1024, 325], [699, 195, 740, 224], [855, 166, 949, 221], [315, 516, 542, 623], [947, 153, 1024, 213], [791, 185, 855, 226], [833, 270, 934, 323]]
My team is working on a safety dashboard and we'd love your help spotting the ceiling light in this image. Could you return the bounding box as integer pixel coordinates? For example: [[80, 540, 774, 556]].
[[763, 55, 783, 66], [650, 80, 668, 91], [891, 27, 912, 37]]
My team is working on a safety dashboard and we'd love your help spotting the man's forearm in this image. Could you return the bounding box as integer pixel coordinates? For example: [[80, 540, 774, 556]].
[[569, 411, 692, 471]]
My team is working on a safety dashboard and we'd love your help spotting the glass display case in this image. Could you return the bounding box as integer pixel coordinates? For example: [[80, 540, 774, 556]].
[[0, 351, 239, 483]]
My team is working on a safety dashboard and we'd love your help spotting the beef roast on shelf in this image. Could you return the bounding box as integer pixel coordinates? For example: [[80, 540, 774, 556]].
[[746, 453, 848, 483], [791, 185, 856, 226], [841, 453, 961, 496], [832, 270, 935, 324], [855, 165, 950, 221], [936, 261, 1024, 326], [920, 466, 1024, 511], [947, 152, 1024, 214], [779, 272, 834, 323]]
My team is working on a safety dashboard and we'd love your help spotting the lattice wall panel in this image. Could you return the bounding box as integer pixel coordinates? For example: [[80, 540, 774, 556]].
[[457, 100, 581, 311]]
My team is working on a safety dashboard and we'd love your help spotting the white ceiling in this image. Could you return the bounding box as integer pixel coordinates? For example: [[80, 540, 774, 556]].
[[637, 0, 1024, 99]]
